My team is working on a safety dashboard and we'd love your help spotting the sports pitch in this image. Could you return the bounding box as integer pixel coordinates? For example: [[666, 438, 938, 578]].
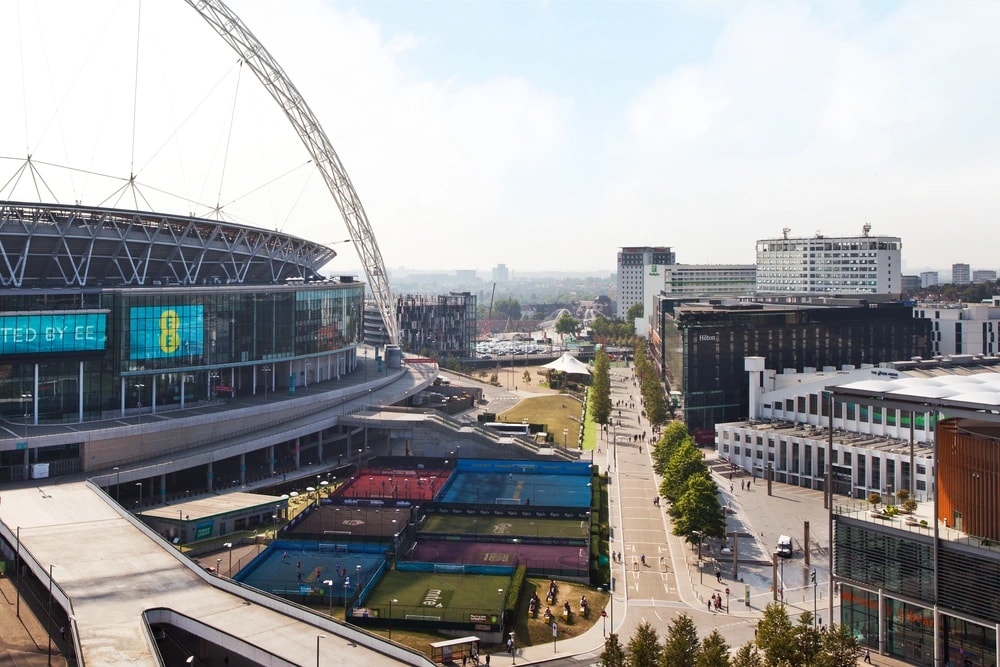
[[363, 570, 510, 624], [419, 514, 588, 540]]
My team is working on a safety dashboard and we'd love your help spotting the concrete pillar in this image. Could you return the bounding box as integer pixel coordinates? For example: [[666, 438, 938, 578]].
[[160, 473, 167, 504], [317, 431, 324, 463], [207, 461, 214, 493], [240, 453, 246, 487], [268, 445, 275, 476], [294, 438, 301, 469], [745, 357, 766, 419]]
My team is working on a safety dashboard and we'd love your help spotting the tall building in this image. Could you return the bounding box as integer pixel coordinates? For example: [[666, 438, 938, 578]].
[[755, 225, 901, 296], [615, 246, 676, 318], [920, 271, 939, 288], [901, 275, 921, 293], [952, 263, 971, 285], [653, 299, 931, 436], [491, 264, 510, 283], [973, 269, 997, 284], [914, 301, 1000, 356]]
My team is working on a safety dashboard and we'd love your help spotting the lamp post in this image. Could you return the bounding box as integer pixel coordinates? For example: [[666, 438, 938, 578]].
[[261, 365, 272, 402], [22, 390, 32, 439], [223, 542, 233, 575], [388, 598, 398, 639], [113, 466, 120, 502], [316, 634, 325, 667], [135, 482, 143, 514], [216, 558, 221, 574], [272, 512, 278, 542], [323, 579, 335, 617], [562, 428, 568, 450], [356, 564, 362, 593], [47, 564, 54, 665]]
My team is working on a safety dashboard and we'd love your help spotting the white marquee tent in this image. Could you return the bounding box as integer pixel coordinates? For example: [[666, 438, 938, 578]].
[[541, 352, 591, 376]]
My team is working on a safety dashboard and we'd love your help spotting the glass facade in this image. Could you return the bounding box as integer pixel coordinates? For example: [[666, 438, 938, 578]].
[[0, 283, 363, 422]]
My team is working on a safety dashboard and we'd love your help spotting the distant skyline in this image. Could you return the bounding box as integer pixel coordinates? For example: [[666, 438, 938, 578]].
[[3, 1, 1000, 275]]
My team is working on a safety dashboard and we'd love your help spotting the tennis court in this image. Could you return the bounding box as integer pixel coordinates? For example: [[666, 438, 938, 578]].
[[290, 505, 412, 539], [419, 514, 589, 540], [437, 470, 592, 508], [236, 542, 385, 603], [336, 468, 449, 501], [402, 538, 588, 577]]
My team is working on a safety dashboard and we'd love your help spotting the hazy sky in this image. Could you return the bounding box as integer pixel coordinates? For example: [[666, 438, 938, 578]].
[[2, 1, 998, 276]]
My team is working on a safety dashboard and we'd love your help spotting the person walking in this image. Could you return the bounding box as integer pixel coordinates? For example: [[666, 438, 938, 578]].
[[863, 648, 872, 663]]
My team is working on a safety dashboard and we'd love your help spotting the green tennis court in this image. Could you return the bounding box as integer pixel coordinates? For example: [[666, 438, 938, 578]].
[[420, 514, 589, 540], [363, 570, 510, 624]]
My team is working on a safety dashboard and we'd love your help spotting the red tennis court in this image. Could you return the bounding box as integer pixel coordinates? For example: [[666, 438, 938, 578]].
[[334, 468, 450, 501]]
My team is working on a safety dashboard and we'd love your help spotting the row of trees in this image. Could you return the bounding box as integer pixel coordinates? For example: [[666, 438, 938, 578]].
[[652, 421, 726, 543], [600, 605, 863, 667], [590, 313, 637, 346], [591, 348, 612, 427], [634, 342, 669, 426]]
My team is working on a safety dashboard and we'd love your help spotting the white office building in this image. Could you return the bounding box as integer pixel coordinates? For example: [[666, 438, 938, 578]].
[[662, 264, 756, 297], [616, 246, 675, 318], [919, 271, 939, 288], [973, 269, 997, 284], [755, 225, 901, 296], [914, 300, 1000, 357]]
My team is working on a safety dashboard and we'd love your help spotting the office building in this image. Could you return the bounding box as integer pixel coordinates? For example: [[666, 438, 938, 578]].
[[492, 263, 510, 283], [920, 271, 939, 288], [662, 264, 757, 297], [755, 225, 901, 296], [901, 275, 921, 293], [616, 246, 676, 318], [952, 263, 971, 285], [973, 269, 997, 284]]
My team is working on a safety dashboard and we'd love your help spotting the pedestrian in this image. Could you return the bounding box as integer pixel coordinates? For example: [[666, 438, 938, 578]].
[[707, 598, 712, 611], [863, 648, 872, 663], [730, 484, 734, 493], [485, 654, 490, 666]]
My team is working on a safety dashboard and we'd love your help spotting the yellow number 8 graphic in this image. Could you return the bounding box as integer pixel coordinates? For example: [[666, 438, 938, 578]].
[[159, 309, 181, 354]]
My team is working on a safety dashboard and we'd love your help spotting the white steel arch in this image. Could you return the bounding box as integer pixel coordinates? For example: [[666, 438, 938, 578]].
[[185, 0, 398, 344]]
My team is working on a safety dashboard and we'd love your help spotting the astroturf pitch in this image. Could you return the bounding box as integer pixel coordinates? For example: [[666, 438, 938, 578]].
[[364, 570, 510, 623], [419, 514, 588, 540]]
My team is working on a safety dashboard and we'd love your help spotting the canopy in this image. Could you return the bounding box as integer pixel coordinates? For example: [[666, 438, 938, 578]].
[[541, 352, 591, 376]]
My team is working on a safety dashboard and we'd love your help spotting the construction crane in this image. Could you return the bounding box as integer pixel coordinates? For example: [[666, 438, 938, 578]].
[[482, 282, 496, 339]]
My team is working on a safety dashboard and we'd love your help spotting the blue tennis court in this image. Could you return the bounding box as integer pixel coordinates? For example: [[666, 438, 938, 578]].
[[236, 542, 385, 603], [438, 471, 592, 508]]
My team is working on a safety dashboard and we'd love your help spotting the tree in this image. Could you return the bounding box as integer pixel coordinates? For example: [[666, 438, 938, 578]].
[[591, 348, 612, 427], [695, 629, 731, 667], [493, 297, 522, 321], [661, 439, 708, 502], [556, 313, 580, 342], [755, 603, 797, 667], [815, 624, 863, 667], [731, 643, 763, 667], [660, 613, 700, 667], [600, 633, 627, 667], [626, 302, 644, 321], [652, 421, 691, 474], [794, 612, 822, 666], [626, 621, 661, 667], [671, 472, 726, 541]]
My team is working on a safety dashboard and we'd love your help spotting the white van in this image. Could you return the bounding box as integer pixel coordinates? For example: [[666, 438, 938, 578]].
[[776, 535, 793, 557]]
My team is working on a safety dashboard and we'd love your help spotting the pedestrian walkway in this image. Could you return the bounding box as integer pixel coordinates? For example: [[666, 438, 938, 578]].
[[499, 363, 920, 667]]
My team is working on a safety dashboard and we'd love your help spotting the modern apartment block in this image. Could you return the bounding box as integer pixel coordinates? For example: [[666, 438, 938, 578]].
[[920, 271, 940, 288], [914, 301, 1000, 356], [755, 225, 901, 296], [952, 263, 971, 285], [397, 291, 477, 359], [616, 246, 676, 317], [492, 264, 510, 283]]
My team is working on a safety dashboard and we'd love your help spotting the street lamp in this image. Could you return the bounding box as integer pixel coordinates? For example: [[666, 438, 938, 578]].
[[261, 365, 272, 402], [388, 598, 398, 639], [135, 482, 143, 514], [223, 542, 233, 575], [316, 634, 325, 667], [216, 558, 221, 574], [47, 564, 54, 664], [272, 513, 278, 542], [356, 564, 362, 593], [113, 466, 120, 502], [323, 579, 335, 617]]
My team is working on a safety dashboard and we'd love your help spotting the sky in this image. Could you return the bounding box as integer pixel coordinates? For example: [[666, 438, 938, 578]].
[[2, 1, 999, 277]]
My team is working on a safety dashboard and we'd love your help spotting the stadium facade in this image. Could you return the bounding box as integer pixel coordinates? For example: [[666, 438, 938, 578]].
[[0, 201, 366, 482]]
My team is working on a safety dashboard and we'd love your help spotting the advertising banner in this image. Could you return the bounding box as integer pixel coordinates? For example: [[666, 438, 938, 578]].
[[0, 312, 107, 355], [129, 305, 204, 360]]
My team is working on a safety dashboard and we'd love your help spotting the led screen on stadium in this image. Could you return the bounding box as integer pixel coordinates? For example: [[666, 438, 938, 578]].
[[129, 305, 204, 360], [0, 313, 107, 355]]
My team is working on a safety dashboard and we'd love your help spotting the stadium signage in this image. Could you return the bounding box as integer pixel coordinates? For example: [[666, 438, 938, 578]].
[[0, 312, 107, 354], [469, 614, 489, 623], [129, 305, 204, 360]]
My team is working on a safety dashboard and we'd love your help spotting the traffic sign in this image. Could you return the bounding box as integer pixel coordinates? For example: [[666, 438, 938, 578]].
[[600, 609, 607, 618]]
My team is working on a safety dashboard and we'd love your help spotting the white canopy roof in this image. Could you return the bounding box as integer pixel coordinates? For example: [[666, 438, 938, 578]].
[[542, 352, 591, 376]]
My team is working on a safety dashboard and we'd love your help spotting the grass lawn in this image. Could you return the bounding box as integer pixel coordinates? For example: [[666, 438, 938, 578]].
[[498, 395, 585, 450], [366, 570, 511, 624], [420, 514, 589, 539]]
